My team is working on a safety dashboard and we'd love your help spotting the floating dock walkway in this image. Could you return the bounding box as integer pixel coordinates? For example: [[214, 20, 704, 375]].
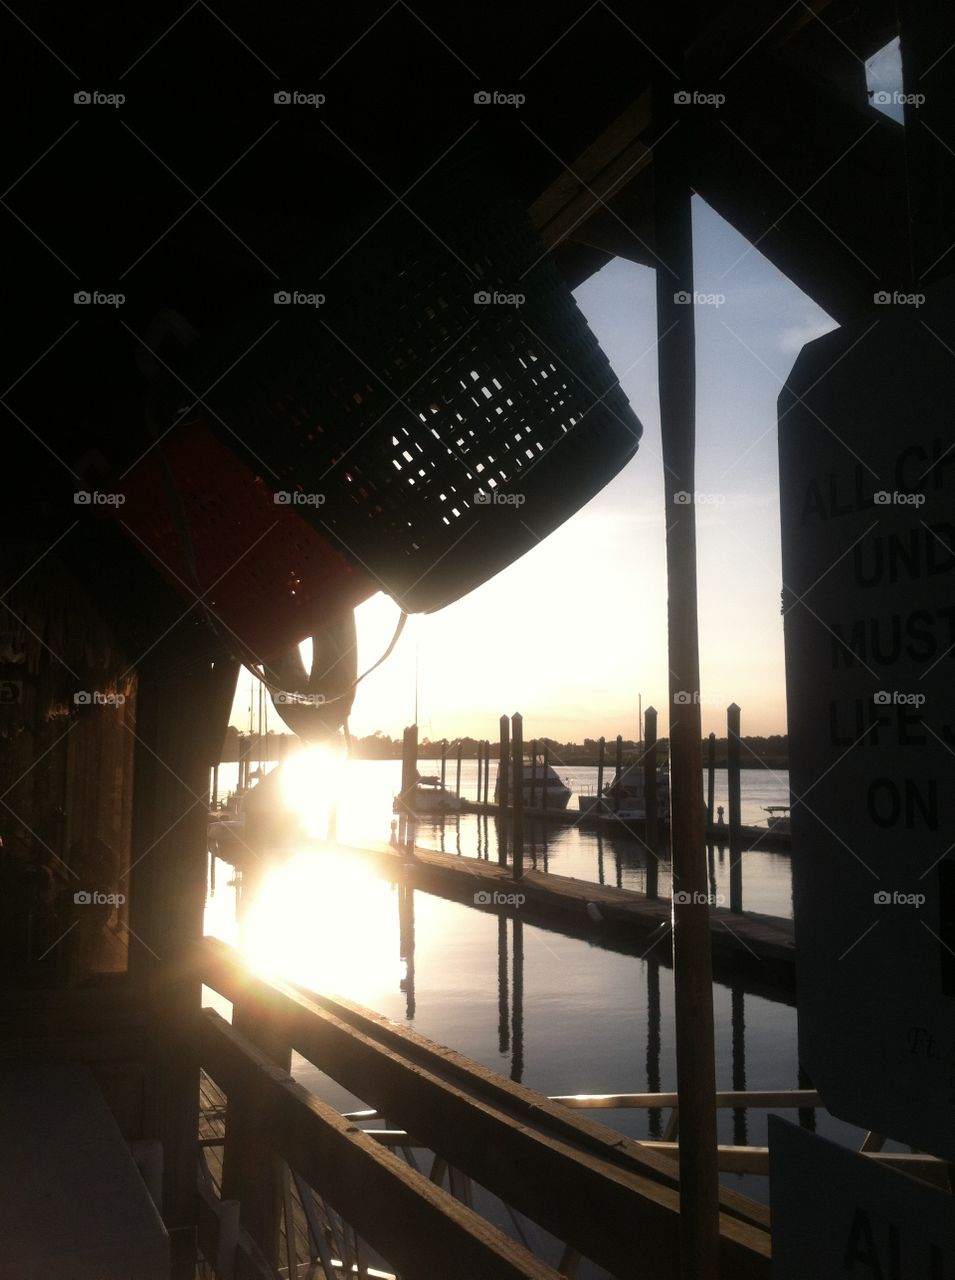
[[334, 838, 795, 996]]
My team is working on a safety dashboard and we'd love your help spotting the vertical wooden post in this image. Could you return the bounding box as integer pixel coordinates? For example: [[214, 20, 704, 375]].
[[613, 735, 623, 813], [644, 706, 659, 901], [211, 762, 219, 810], [728, 703, 743, 914], [653, 69, 720, 1278], [541, 741, 549, 812], [731, 984, 746, 1147], [476, 740, 483, 805], [498, 716, 509, 868], [455, 740, 462, 798], [440, 738, 447, 791], [483, 740, 490, 806], [706, 732, 716, 830], [898, 1, 955, 289], [400, 724, 419, 854], [129, 653, 239, 1277], [596, 736, 605, 814], [529, 741, 538, 809], [511, 713, 524, 882]]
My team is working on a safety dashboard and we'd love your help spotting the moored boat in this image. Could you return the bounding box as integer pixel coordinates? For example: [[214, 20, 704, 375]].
[[494, 755, 572, 810], [577, 761, 670, 822]]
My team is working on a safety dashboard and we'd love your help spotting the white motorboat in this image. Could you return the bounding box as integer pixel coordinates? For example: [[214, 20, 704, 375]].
[[494, 755, 572, 810], [577, 762, 669, 822], [763, 805, 791, 834], [394, 774, 462, 815]]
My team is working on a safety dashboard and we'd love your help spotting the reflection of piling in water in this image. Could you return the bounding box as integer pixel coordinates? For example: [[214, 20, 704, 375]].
[[497, 915, 509, 1054], [511, 918, 524, 1083], [647, 956, 662, 1139], [597, 832, 605, 885], [398, 882, 416, 1021], [732, 985, 746, 1146]]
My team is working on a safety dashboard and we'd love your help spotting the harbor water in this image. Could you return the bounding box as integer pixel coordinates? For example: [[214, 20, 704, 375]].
[[204, 759, 866, 1216]]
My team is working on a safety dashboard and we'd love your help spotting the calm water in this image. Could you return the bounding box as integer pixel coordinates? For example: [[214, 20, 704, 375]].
[[204, 757, 865, 1221]]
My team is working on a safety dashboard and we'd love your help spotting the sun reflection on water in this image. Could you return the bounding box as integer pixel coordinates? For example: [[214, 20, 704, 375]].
[[240, 848, 403, 1003]]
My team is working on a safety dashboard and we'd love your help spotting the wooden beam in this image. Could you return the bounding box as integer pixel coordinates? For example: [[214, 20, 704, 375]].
[[201, 1010, 559, 1280], [200, 940, 771, 1278]]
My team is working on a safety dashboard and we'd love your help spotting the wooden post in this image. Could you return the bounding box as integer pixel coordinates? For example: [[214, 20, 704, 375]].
[[211, 762, 219, 810], [129, 653, 239, 1277], [613, 735, 623, 813], [476, 740, 483, 805], [440, 738, 447, 791], [529, 741, 538, 809], [706, 732, 716, 830], [482, 740, 490, 806], [541, 741, 549, 812], [728, 703, 743, 914], [511, 713, 524, 882], [898, 1, 955, 289], [399, 724, 419, 854], [731, 984, 746, 1147], [455, 740, 462, 799], [498, 716, 509, 868], [654, 69, 720, 1278], [644, 706, 659, 901], [596, 736, 605, 814]]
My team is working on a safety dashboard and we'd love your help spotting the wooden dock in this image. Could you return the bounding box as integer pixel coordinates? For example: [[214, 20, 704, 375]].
[[329, 838, 795, 997], [455, 798, 791, 852]]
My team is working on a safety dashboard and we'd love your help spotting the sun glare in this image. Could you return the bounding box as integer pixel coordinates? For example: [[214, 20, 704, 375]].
[[241, 848, 403, 1002], [280, 745, 347, 838]]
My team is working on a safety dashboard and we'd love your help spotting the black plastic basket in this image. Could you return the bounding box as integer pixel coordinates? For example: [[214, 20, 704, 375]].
[[168, 151, 643, 614]]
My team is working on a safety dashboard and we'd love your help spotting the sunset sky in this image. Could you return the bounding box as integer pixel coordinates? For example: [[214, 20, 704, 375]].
[[232, 198, 836, 744], [230, 48, 906, 747]]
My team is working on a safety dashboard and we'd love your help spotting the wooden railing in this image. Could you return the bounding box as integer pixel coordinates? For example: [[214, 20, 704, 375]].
[[197, 936, 772, 1279]]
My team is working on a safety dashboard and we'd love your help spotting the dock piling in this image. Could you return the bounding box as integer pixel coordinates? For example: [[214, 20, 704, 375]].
[[541, 741, 549, 812], [511, 713, 524, 882], [654, 71, 720, 1277], [455, 740, 462, 799], [644, 707, 659, 900], [613, 735, 623, 813], [498, 716, 509, 868], [706, 733, 716, 829], [728, 704, 742, 914], [596, 736, 605, 815]]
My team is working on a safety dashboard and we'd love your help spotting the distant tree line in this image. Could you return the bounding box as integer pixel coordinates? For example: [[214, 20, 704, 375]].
[[347, 730, 789, 769]]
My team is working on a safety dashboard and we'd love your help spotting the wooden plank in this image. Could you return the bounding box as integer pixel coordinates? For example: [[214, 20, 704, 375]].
[[200, 1010, 558, 1280], [200, 940, 771, 1277]]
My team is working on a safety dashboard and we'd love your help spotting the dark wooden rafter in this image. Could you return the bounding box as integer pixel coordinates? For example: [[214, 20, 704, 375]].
[[537, 0, 914, 322]]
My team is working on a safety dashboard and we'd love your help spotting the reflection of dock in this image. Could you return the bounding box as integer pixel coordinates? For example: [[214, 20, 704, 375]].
[[333, 839, 795, 995]]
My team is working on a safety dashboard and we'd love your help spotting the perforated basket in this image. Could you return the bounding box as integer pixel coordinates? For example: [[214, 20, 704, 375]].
[[176, 151, 641, 612]]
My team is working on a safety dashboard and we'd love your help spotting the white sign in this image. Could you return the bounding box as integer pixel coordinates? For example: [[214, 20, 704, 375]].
[[770, 1118, 955, 1278], [779, 282, 955, 1159]]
